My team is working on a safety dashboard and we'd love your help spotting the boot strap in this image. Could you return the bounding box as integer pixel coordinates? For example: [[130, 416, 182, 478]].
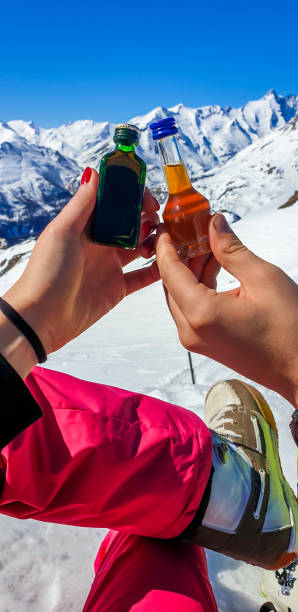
[[182, 467, 291, 568]]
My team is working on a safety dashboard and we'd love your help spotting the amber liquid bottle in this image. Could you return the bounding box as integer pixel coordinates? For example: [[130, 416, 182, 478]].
[[93, 123, 146, 249], [150, 117, 211, 257]]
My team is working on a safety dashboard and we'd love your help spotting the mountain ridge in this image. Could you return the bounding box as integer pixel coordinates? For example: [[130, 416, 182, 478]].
[[0, 90, 297, 244]]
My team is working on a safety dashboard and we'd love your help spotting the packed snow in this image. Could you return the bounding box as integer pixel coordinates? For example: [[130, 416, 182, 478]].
[[0, 196, 297, 611]]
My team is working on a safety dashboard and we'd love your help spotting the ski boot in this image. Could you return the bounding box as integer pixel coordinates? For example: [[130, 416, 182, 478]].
[[182, 380, 298, 570]]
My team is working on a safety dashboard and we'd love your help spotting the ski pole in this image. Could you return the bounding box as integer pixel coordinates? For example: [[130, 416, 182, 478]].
[[187, 351, 196, 385]]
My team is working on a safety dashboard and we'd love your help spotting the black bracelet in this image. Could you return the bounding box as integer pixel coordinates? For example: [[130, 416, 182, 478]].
[[0, 297, 47, 363]]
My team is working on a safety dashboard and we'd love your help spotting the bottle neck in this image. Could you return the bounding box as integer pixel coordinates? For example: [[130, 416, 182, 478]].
[[115, 142, 136, 152], [157, 135, 191, 194]]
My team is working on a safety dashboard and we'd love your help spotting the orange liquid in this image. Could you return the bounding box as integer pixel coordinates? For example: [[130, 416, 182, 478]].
[[163, 163, 211, 257]]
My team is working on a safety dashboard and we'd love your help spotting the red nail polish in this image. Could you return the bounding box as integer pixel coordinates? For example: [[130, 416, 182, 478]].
[[81, 167, 92, 185], [142, 221, 152, 238], [142, 235, 156, 257], [146, 246, 156, 258]]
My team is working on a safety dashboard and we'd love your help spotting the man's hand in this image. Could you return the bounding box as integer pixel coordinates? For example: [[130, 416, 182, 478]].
[[1, 169, 160, 376], [156, 214, 298, 408]]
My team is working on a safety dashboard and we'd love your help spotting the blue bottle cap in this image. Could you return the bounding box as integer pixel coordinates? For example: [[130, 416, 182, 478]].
[[150, 117, 178, 140]]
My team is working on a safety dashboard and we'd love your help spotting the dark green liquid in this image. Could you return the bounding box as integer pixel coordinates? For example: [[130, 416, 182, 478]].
[[93, 149, 146, 249]]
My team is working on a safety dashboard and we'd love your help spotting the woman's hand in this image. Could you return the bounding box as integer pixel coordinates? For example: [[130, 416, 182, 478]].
[[1, 168, 160, 376], [156, 214, 298, 408]]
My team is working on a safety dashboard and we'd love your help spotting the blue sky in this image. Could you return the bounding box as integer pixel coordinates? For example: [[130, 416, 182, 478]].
[[1, 0, 297, 126]]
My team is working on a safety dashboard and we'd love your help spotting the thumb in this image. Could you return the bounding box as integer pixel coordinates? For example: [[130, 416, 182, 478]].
[[209, 214, 264, 284], [58, 167, 99, 232]]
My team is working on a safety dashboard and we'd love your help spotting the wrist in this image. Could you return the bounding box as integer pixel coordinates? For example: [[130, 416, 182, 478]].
[[277, 370, 298, 411], [0, 311, 38, 379], [287, 362, 298, 410], [3, 282, 51, 354]]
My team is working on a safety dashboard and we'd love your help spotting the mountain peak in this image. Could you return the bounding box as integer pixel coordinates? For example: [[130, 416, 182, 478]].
[[264, 88, 278, 99], [169, 102, 186, 112]]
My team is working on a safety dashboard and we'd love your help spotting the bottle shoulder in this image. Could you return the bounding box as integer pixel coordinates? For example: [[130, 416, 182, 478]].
[[103, 149, 145, 174], [134, 152, 146, 168], [101, 150, 117, 164]]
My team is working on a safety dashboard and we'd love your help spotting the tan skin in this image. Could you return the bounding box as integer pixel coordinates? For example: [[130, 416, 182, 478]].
[[0, 170, 297, 410], [156, 214, 298, 409], [0, 169, 160, 378]]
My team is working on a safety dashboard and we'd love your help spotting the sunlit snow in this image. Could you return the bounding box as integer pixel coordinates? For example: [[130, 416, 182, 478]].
[[0, 200, 297, 611], [0, 92, 297, 610]]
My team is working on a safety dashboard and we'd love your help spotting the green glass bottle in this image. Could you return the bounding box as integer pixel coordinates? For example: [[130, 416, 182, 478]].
[[92, 123, 146, 248]]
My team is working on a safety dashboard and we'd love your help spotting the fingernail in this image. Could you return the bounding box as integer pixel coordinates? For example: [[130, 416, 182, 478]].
[[81, 167, 92, 185], [141, 221, 157, 239], [142, 221, 151, 236], [146, 247, 155, 258], [142, 235, 156, 257], [213, 214, 232, 233]]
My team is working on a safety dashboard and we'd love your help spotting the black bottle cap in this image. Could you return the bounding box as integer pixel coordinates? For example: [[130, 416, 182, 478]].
[[114, 123, 140, 146]]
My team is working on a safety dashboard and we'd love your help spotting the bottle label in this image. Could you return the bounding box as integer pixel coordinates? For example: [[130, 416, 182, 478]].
[[94, 165, 142, 248]]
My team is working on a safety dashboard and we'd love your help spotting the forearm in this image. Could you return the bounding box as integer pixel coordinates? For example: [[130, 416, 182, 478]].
[[0, 311, 38, 379]]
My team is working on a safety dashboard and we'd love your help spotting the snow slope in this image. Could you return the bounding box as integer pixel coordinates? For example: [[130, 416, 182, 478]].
[[193, 114, 298, 218], [0, 202, 297, 611]]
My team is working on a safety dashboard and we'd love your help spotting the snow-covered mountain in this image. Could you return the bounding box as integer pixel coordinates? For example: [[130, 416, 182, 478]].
[[193, 113, 298, 218], [9, 89, 298, 177], [1, 90, 297, 244], [0, 122, 80, 243]]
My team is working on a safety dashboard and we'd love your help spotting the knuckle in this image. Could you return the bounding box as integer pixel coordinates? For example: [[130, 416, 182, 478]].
[[43, 219, 70, 242], [179, 331, 205, 354], [157, 246, 175, 274], [43, 221, 60, 239], [224, 238, 248, 257], [178, 330, 195, 352], [185, 293, 217, 330], [251, 259, 283, 286], [180, 338, 193, 352], [153, 212, 161, 227], [143, 187, 160, 211], [259, 262, 282, 281], [186, 309, 200, 329]]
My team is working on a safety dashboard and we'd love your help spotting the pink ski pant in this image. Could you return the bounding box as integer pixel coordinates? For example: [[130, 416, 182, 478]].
[[0, 367, 217, 611]]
